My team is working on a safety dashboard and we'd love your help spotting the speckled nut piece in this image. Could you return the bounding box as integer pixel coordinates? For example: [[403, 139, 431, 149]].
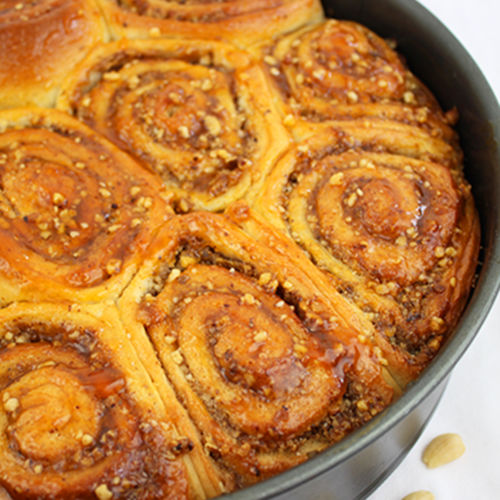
[[422, 433, 466, 468]]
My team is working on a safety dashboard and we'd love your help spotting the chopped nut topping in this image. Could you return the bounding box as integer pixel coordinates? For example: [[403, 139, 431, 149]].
[[346, 192, 358, 207], [329, 172, 344, 185], [430, 316, 444, 331], [283, 114, 296, 126], [95, 484, 113, 500], [403, 91, 416, 104], [254, 331, 268, 342], [199, 55, 211, 66], [168, 269, 181, 282], [179, 254, 197, 268], [241, 293, 256, 305], [171, 349, 183, 365], [204, 115, 222, 136], [52, 192, 65, 204], [258, 273, 272, 285], [106, 259, 122, 276], [294, 344, 308, 355], [406, 226, 418, 238], [178, 126, 190, 139], [130, 186, 141, 196], [4, 397, 19, 412], [196, 79, 211, 92], [81, 434, 94, 446], [313, 68, 326, 80], [395, 235, 407, 247], [347, 90, 359, 102], [356, 400, 369, 412], [434, 246, 445, 258], [264, 55, 278, 65], [445, 246, 457, 257], [99, 188, 111, 198], [103, 71, 121, 81]]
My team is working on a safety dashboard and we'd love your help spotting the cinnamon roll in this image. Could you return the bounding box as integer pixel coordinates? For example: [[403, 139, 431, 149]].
[[0, 3, 482, 496], [0, 108, 172, 305], [261, 19, 460, 165], [0, 302, 194, 499], [0, 0, 108, 109], [95, 0, 323, 47], [58, 39, 290, 211], [119, 206, 395, 486], [253, 131, 480, 385]]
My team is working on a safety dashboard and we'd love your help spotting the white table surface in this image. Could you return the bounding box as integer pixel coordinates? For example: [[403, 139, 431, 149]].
[[368, 1, 500, 499]]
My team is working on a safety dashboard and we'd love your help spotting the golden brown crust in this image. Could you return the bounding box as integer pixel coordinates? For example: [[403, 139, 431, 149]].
[[57, 38, 291, 211], [0, 302, 192, 499], [95, 0, 324, 47], [119, 207, 394, 487], [252, 129, 480, 386], [0, 108, 172, 305], [0, 0, 108, 109]]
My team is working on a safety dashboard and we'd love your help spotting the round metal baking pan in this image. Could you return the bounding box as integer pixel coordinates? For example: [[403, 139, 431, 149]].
[[224, 1, 500, 499]]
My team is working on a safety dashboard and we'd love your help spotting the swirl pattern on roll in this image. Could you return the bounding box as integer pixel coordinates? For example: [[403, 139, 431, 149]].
[[95, 0, 323, 45], [119, 208, 394, 485], [0, 108, 172, 305], [253, 131, 480, 385], [261, 19, 460, 157], [58, 39, 290, 211], [0, 303, 191, 499]]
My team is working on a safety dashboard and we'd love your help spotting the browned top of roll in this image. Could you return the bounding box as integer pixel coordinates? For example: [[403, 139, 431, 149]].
[[0, 0, 108, 108]]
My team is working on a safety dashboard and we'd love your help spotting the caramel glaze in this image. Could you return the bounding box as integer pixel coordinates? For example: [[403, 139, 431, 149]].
[[0, 310, 190, 499], [121, 211, 393, 487], [0, 108, 172, 304]]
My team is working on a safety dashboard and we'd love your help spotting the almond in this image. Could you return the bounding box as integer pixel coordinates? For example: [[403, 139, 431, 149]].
[[422, 432, 465, 468]]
